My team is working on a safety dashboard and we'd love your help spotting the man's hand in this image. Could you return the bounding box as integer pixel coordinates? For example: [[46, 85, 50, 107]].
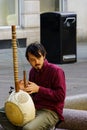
[[18, 80, 25, 90], [25, 81, 39, 94], [18, 80, 39, 94]]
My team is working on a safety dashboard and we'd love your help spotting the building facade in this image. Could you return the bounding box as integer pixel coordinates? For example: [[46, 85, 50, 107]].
[[0, 0, 87, 48], [67, 0, 87, 42], [0, 0, 40, 47]]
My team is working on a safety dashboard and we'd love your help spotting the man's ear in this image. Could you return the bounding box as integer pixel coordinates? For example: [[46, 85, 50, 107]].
[[43, 55, 46, 60]]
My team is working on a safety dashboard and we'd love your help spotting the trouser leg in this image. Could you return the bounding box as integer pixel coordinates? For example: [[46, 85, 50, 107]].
[[0, 107, 22, 130], [23, 109, 59, 130]]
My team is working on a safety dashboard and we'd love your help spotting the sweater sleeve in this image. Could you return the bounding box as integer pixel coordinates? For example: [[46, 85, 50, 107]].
[[38, 68, 66, 103]]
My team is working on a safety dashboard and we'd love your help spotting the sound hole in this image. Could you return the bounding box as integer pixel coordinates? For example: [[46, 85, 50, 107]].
[[17, 93, 29, 103]]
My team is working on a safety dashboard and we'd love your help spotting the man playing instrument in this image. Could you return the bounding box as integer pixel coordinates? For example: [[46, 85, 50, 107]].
[[0, 42, 66, 130], [20, 42, 66, 130]]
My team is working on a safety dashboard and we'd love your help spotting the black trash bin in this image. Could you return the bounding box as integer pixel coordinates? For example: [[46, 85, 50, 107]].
[[40, 12, 77, 64]]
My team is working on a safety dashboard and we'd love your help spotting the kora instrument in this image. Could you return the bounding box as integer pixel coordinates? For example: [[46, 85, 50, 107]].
[[5, 25, 35, 126]]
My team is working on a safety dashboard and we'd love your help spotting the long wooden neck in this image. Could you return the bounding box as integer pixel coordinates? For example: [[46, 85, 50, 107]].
[[12, 25, 19, 92]]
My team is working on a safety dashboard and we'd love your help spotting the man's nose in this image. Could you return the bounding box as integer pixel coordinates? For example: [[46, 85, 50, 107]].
[[35, 59, 39, 64]]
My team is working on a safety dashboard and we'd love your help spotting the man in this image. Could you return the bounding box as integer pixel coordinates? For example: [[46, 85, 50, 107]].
[[20, 42, 66, 130], [0, 42, 66, 130]]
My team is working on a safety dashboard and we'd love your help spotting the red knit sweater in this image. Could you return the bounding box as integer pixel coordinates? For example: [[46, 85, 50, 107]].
[[29, 59, 66, 121]]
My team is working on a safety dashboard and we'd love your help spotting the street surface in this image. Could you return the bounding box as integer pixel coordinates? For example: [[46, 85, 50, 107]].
[[0, 43, 87, 107]]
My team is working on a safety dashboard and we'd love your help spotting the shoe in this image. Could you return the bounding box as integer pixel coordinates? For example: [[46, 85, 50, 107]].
[[0, 124, 4, 130]]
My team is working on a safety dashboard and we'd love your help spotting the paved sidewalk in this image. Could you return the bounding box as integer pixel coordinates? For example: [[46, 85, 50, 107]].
[[0, 43, 87, 107], [0, 42, 87, 130]]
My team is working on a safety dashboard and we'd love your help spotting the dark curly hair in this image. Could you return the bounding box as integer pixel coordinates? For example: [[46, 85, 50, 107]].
[[25, 41, 47, 61]]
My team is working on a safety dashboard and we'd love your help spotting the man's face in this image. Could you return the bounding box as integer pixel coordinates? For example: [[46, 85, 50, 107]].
[[28, 52, 45, 70]]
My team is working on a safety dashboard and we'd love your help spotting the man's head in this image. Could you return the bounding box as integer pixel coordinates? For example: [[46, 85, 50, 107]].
[[25, 42, 46, 70]]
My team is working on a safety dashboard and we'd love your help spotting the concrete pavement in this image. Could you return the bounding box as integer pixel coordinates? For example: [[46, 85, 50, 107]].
[[0, 42, 87, 107], [0, 42, 87, 130]]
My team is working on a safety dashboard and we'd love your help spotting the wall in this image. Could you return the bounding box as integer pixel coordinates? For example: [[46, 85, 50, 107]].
[[67, 0, 87, 42], [0, 0, 40, 46], [40, 0, 56, 12], [0, 0, 87, 44]]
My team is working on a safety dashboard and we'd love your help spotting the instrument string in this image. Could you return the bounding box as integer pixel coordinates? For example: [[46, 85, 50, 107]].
[[16, 39, 26, 70], [17, 39, 27, 87]]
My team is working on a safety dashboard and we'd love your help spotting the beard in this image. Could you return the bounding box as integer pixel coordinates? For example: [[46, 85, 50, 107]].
[[35, 64, 42, 70]]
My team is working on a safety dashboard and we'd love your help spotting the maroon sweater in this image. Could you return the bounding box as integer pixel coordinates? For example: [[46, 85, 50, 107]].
[[29, 59, 66, 121]]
